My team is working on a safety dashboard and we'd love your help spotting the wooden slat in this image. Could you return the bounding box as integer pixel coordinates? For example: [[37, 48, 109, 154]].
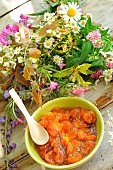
[[0, 0, 30, 16], [0, 82, 113, 169], [1, 98, 113, 170], [85, 82, 113, 109], [0, 0, 47, 32], [83, 0, 113, 36], [0, 102, 38, 169], [0, 0, 113, 33]]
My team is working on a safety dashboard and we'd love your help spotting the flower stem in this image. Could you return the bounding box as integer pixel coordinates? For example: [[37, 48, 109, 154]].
[[4, 113, 9, 169]]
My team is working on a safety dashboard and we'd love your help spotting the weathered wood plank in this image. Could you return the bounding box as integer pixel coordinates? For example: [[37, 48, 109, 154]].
[[0, 0, 47, 32], [0, 0, 30, 16], [0, 102, 38, 169], [0, 0, 113, 34], [2, 97, 113, 170], [83, 0, 113, 36], [85, 82, 113, 110], [0, 82, 113, 169]]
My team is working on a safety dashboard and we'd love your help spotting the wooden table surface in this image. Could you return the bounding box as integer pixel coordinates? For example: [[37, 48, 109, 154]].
[[0, 0, 113, 170]]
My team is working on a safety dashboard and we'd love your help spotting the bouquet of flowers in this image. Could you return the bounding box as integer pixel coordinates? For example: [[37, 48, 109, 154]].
[[0, 0, 113, 169], [0, 0, 113, 109]]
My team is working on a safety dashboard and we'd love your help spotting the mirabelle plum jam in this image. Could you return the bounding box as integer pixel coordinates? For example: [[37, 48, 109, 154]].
[[36, 107, 97, 165]]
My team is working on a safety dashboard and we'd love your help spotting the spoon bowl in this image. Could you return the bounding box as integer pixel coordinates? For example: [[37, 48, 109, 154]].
[[9, 88, 49, 145]]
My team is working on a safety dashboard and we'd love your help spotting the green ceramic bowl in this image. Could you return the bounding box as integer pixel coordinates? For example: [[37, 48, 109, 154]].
[[25, 97, 104, 170]]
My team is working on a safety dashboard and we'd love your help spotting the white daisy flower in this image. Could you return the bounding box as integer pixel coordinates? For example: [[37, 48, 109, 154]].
[[32, 34, 41, 44], [6, 51, 14, 59], [15, 37, 21, 44], [68, 20, 78, 28], [58, 2, 82, 22], [14, 47, 21, 54], [18, 56, 24, 63], [72, 25, 80, 34], [84, 13, 92, 20], [106, 57, 113, 63], [107, 69, 113, 75], [104, 74, 112, 84], [2, 46, 9, 52], [14, 32, 21, 43], [79, 19, 87, 27], [14, 32, 20, 38], [44, 39, 53, 49], [103, 69, 113, 76], [100, 26, 109, 31], [44, 12, 55, 21], [53, 55, 63, 64]]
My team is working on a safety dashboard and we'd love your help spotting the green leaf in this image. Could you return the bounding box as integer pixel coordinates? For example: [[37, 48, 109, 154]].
[[66, 52, 81, 67], [76, 74, 91, 87], [71, 75, 77, 83], [81, 40, 92, 58], [28, 9, 47, 16], [77, 63, 93, 75], [48, 1, 58, 7], [85, 17, 91, 35], [91, 58, 104, 67], [53, 68, 73, 78], [66, 41, 92, 68], [100, 28, 109, 36]]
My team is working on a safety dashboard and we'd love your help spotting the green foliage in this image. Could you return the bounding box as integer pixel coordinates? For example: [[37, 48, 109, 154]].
[[77, 63, 93, 75], [53, 67, 74, 78], [72, 74, 91, 87], [81, 40, 92, 58], [91, 58, 104, 67]]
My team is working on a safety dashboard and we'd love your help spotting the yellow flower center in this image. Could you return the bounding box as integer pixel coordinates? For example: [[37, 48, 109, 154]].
[[16, 32, 20, 36], [74, 26, 79, 31], [108, 58, 113, 62], [54, 58, 59, 62], [105, 75, 111, 80], [81, 20, 86, 25], [67, 8, 76, 17], [107, 70, 112, 75], [70, 22, 75, 26], [9, 52, 13, 56], [3, 46, 9, 51], [46, 41, 51, 46]]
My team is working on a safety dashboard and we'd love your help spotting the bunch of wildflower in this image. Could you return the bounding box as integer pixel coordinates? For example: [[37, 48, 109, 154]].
[[0, 24, 19, 46], [86, 30, 103, 48], [0, 1, 113, 107], [102, 69, 113, 84], [90, 69, 103, 80]]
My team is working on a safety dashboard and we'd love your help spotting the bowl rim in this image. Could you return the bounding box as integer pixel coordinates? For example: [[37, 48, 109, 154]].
[[25, 96, 104, 169]]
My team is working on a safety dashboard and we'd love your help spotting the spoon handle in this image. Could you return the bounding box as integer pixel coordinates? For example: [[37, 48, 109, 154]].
[[9, 88, 31, 122]]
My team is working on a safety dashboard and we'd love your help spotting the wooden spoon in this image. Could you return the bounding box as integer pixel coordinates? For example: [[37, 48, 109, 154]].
[[9, 88, 49, 145]]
